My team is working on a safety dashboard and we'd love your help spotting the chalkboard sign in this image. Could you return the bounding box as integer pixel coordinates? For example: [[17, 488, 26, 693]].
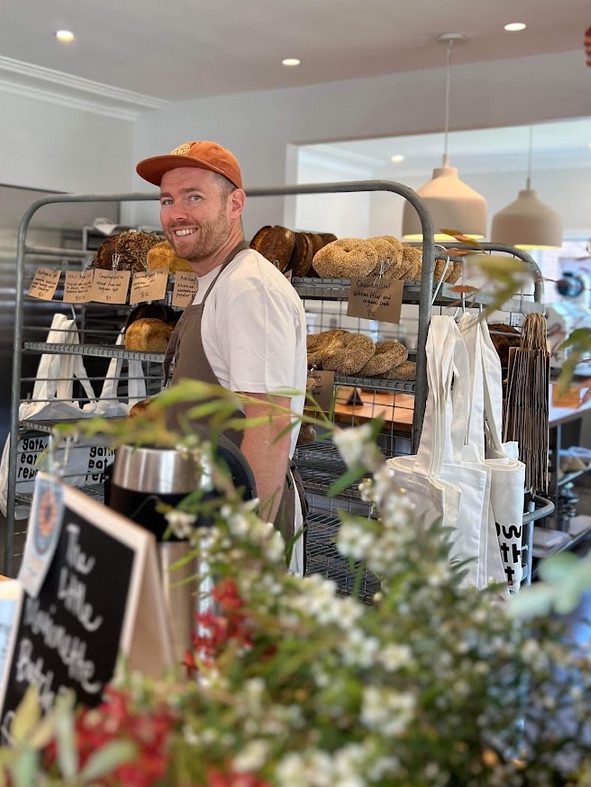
[[0, 474, 175, 739]]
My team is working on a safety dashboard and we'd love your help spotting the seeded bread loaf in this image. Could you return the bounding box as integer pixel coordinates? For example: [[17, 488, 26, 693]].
[[94, 231, 163, 272]]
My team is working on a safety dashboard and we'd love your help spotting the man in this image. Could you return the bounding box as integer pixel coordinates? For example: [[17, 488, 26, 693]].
[[136, 141, 308, 572]]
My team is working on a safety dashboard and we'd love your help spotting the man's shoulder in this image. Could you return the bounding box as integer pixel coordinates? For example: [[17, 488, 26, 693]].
[[222, 248, 302, 299]]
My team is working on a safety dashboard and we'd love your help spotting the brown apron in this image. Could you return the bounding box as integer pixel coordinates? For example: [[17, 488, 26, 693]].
[[162, 242, 308, 548]]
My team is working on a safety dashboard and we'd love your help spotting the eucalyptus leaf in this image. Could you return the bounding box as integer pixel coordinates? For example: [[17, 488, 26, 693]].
[[54, 699, 78, 780], [9, 686, 41, 745], [9, 748, 39, 787], [79, 740, 137, 781]]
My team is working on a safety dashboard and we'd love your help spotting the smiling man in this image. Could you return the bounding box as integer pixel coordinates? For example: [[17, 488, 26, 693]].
[[136, 141, 308, 573]]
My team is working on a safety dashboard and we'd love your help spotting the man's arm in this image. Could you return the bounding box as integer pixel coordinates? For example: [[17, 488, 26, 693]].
[[240, 393, 293, 524]]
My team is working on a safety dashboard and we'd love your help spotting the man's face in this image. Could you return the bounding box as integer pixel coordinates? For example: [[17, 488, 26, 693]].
[[159, 167, 235, 264]]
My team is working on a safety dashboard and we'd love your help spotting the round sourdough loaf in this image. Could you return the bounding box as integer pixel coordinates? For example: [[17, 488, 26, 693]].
[[124, 317, 174, 352]]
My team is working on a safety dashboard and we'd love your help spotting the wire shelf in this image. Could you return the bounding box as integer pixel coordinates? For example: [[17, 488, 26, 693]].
[[304, 510, 380, 603]]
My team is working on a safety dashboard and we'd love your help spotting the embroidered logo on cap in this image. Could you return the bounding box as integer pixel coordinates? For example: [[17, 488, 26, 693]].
[[170, 142, 192, 156]]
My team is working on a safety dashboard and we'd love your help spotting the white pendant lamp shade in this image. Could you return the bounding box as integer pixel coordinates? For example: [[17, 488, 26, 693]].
[[402, 162, 487, 241], [490, 188, 563, 250], [401, 32, 487, 242], [490, 125, 563, 250]]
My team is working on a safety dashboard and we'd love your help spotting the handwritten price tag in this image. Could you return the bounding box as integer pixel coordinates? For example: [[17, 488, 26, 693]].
[[172, 272, 198, 307], [347, 277, 404, 323], [130, 269, 168, 305], [28, 268, 61, 301], [63, 270, 94, 303], [90, 270, 131, 304], [306, 370, 335, 413]]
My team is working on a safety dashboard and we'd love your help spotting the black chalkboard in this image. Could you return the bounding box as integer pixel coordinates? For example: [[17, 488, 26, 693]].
[[0, 476, 172, 739]]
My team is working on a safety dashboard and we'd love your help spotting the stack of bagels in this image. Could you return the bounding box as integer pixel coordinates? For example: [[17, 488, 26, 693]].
[[307, 329, 415, 380], [311, 235, 462, 283], [250, 227, 462, 283]]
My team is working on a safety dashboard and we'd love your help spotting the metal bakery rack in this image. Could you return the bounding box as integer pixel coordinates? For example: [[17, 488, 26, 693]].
[[5, 182, 551, 592]]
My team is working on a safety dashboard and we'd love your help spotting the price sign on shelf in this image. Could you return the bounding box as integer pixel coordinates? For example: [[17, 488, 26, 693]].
[[347, 277, 404, 323], [28, 268, 61, 301], [90, 270, 130, 304], [130, 269, 168, 305], [63, 270, 94, 303], [172, 271, 198, 307]]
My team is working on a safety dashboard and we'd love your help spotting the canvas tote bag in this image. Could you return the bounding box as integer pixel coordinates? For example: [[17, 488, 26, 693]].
[[385, 317, 462, 544], [388, 316, 504, 589], [458, 313, 526, 590], [0, 316, 147, 517]]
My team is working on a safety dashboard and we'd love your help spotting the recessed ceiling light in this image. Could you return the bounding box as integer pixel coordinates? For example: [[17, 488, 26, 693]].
[[282, 58, 301, 67], [55, 30, 75, 43], [390, 154, 405, 163], [504, 22, 526, 32]]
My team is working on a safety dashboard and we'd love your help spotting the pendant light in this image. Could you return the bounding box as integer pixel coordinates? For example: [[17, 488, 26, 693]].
[[402, 32, 487, 241], [490, 126, 563, 250]]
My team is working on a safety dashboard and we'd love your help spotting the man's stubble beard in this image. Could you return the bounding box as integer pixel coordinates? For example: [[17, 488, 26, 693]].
[[168, 201, 232, 264]]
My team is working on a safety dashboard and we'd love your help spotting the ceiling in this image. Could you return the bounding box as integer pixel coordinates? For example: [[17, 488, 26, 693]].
[[0, 0, 590, 224], [1, 0, 589, 102]]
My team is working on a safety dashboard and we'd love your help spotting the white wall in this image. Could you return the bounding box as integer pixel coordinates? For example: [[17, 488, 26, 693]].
[[1, 92, 134, 194]]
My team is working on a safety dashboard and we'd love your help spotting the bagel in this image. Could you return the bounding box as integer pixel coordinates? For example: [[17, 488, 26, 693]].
[[377, 360, 416, 381], [445, 260, 463, 284], [365, 236, 400, 279], [401, 245, 422, 280], [306, 329, 349, 367], [312, 238, 377, 279], [369, 236, 408, 280], [357, 340, 408, 377], [321, 333, 376, 376]]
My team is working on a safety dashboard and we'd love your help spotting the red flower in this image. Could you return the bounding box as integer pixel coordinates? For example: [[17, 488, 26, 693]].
[[44, 686, 176, 786], [207, 767, 272, 787], [188, 579, 255, 673]]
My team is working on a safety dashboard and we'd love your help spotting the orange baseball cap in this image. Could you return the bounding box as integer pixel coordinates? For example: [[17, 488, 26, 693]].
[[136, 140, 243, 189]]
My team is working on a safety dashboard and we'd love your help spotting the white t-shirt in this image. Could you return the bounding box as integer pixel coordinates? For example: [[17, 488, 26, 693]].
[[193, 248, 307, 459]]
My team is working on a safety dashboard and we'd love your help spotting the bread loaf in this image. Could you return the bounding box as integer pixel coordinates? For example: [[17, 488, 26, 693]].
[[124, 303, 180, 331], [250, 225, 296, 272], [124, 318, 174, 352], [94, 231, 163, 272], [147, 241, 193, 272]]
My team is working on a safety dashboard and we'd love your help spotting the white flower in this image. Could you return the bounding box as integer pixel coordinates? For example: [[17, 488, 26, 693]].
[[361, 685, 416, 736], [377, 643, 413, 671], [234, 739, 270, 773], [164, 509, 196, 539]]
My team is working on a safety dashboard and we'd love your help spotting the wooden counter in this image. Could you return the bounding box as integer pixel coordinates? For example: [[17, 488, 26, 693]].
[[333, 387, 414, 432]]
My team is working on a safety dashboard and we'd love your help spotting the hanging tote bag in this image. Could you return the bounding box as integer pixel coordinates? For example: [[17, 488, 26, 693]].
[[0, 317, 147, 517], [385, 317, 462, 546], [388, 316, 503, 589], [458, 313, 526, 591]]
